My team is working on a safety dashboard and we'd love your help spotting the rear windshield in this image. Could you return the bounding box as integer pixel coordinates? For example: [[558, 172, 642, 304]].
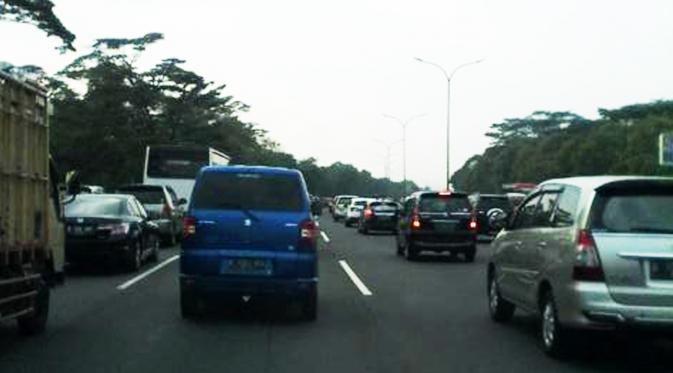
[[65, 197, 124, 217], [118, 187, 165, 204], [477, 197, 512, 212], [591, 189, 673, 234], [147, 147, 209, 179], [338, 198, 353, 206], [418, 195, 471, 213], [191, 172, 305, 212], [370, 202, 398, 211]]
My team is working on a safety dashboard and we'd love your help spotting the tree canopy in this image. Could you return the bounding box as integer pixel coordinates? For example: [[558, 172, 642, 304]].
[[0, 0, 75, 51], [47, 34, 417, 198], [452, 105, 673, 193]]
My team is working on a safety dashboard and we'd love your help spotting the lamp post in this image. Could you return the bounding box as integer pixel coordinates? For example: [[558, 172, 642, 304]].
[[414, 57, 483, 189], [383, 113, 426, 196]]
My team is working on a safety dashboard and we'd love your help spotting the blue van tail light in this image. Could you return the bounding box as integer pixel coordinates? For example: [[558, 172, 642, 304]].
[[183, 216, 197, 238], [299, 219, 318, 250]]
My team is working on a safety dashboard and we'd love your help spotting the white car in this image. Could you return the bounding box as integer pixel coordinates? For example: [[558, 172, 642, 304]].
[[332, 195, 357, 222], [344, 198, 376, 227]]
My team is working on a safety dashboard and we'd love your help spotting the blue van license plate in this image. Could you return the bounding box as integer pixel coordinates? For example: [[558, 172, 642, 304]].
[[221, 258, 273, 275]]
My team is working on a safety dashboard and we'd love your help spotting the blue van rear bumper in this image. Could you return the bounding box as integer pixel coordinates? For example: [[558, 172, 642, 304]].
[[180, 249, 317, 298], [180, 274, 317, 298]]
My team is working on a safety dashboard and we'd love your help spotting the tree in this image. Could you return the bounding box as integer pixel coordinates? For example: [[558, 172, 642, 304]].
[[0, 0, 75, 51]]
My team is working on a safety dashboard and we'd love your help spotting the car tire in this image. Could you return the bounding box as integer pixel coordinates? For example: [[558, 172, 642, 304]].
[[404, 240, 418, 261], [465, 245, 476, 263], [17, 279, 49, 335], [395, 235, 404, 256], [125, 241, 142, 272], [488, 273, 515, 322], [149, 235, 160, 263], [361, 225, 369, 235], [301, 287, 318, 321], [540, 290, 571, 358], [180, 287, 200, 319]]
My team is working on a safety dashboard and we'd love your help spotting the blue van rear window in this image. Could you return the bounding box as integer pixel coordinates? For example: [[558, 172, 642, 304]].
[[192, 172, 304, 211]]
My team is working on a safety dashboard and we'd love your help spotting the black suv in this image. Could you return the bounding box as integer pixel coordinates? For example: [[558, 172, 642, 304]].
[[471, 194, 513, 241], [396, 191, 478, 262]]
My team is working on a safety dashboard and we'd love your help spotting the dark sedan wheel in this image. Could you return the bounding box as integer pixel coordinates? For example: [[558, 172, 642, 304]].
[[395, 235, 404, 256], [404, 240, 418, 261], [149, 235, 160, 263], [126, 241, 142, 272]]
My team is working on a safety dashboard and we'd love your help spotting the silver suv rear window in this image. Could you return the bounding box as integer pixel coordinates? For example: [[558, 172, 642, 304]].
[[591, 190, 673, 234]]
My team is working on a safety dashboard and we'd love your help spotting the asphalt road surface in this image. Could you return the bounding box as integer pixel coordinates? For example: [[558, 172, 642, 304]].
[[2, 218, 673, 373]]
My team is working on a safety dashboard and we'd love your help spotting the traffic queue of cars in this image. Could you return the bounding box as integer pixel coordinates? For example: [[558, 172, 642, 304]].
[[332, 175, 673, 358]]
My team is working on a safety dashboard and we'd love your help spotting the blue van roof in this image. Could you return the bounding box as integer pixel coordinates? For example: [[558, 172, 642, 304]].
[[200, 165, 301, 176]]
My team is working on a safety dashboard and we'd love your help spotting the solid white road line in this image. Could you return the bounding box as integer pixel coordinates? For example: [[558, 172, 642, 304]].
[[117, 255, 179, 291], [338, 260, 373, 296], [320, 231, 331, 243]]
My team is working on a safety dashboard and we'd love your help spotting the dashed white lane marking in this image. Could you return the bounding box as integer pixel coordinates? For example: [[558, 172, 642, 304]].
[[320, 231, 331, 243], [338, 260, 373, 296], [117, 255, 179, 291]]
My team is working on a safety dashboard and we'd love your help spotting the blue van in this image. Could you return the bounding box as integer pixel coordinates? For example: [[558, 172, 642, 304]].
[[180, 166, 319, 320]]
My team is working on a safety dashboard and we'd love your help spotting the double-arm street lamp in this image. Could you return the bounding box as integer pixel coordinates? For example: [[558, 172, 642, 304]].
[[414, 57, 483, 189]]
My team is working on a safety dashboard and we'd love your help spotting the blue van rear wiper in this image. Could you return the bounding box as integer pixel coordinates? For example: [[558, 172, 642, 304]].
[[215, 202, 260, 221]]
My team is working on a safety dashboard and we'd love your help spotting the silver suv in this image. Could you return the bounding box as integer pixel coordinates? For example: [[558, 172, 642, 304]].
[[487, 176, 673, 357]]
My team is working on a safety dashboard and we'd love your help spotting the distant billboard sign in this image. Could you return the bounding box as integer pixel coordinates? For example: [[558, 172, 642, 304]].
[[660, 132, 673, 166]]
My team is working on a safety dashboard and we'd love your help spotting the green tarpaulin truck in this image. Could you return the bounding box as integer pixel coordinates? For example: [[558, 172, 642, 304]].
[[0, 71, 65, 334]]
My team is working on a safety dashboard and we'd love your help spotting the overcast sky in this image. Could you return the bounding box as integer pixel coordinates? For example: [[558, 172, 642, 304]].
[[3, 0, 673, 189]]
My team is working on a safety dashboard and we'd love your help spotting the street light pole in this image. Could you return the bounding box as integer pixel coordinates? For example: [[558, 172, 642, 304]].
[[415, 57, 483, 189], [373, 139, 403, 179], [383, 113, 426, 196]]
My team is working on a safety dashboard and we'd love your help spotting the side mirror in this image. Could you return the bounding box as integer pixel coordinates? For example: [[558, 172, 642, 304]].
[[177, 198, 187, 206], [65, 170, 81, 195], [487, 208, 508, 231]]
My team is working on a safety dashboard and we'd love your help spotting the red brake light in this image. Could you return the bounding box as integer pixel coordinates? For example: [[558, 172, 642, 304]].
[[439, 190, 452, 196], [573, 230, 604, 282], [411, 214, 421, 229], [364, 208, 374, 219], [299, 219, 319, 252], [183, 216, 197, 238], [300, 219, 319, 240], [469, 219, 478, 231]]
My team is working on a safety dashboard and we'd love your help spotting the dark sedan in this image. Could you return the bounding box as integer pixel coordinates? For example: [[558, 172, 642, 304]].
[[357, 201, 399, 234], [64, 194, 161, 271]]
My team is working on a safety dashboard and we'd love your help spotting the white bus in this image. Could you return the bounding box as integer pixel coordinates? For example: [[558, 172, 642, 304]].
[[143, 145, 230, 205]]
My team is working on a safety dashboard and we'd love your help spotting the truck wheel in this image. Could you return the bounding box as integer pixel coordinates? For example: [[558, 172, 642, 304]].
[[17, 280, 49, 335]]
